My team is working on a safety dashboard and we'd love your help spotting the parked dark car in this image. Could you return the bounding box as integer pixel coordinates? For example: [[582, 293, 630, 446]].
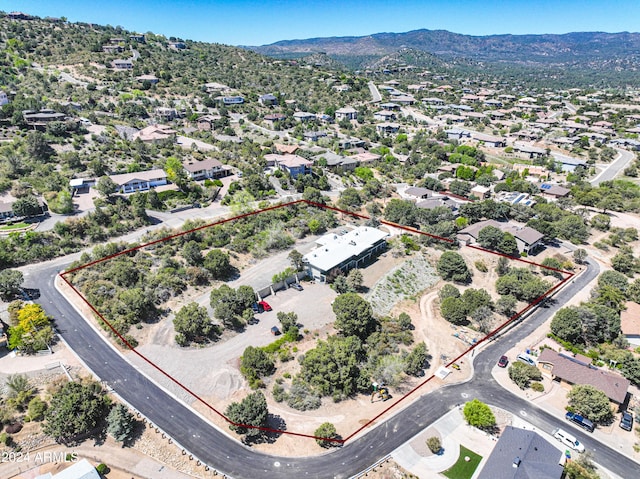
[[497, 355, 509, 368], [251, 303, 263, 314], [270, 326, 280, 336], [290, 283, 303, 291], [620, 411, 633, 431], [565, 412, 595, 432]]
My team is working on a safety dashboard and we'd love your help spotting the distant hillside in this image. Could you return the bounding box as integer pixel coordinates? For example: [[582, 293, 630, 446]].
[[248, 28, 640, 71]]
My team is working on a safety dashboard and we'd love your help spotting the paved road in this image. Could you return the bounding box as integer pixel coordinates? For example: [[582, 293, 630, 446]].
[[25, 245, 639, 479], [368, 81, 382, 103], [590, 148, 635, 185]]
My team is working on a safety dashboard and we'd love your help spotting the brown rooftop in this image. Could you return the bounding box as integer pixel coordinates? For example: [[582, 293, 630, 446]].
[[538, 349, 629, 404]]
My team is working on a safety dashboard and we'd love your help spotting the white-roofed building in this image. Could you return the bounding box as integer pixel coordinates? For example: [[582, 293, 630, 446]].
[[46, 459, 101, 479], [303, 227, 388, 282]]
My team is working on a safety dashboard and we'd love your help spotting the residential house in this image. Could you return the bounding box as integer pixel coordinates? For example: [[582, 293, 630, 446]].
[[293, 111, 316, 122], [620, 302, 640, 347], [317, 152, 357, 172], [196, 114, 221, 131], [555, 156, 587, 173], [470, 185, 491, 199], [512, 164, 547, 178], [537, 349, 630, 406], [108, 169, 168, 194], [416, 196, 458, 212], [133, 124, 176, 143], [217, 96, 244, 106], [472, 132, 506, 147], [258, 94, 278, 106], [155, 107, 178, 121], [445, 128, 471, 141], [483, 99, 503, 108], [0, 198, 47, 222], [477, 426, 564, 479], [69, 178, 96, 194], [338, 138, 366, 149], [0, 91, 9, 106], [404, 186, 435, 200], [422, 97, 445, 106], [335, 107, 358, 121], [263, 113, 287, 127], [303, 227, 388, 282], [374, 110, 397, 122], [130, 34, 146, 43], [539, 183, 571, 199], [391, 95, 415, 105], [111, 59, 133, 70], [136, 74, 159, 84], [376, 122, 400, 135], [349, 152, 381, 164], [102, 44, 123, 54], [513, 143, 547, 159], [315, 113, 333, 124], [183, 158, 231, 181], [457, 219, 544, 254], [7, 12, 33, 20], [168, 41, 187, 50], [273, 154, 312, 179], [47, 458, 101, 479], [379, 102, 400, 111], [23, 109, 66, 129], [303, 131, 327, 142], [609, 138, 640, 151], [274, 143, 299, 154], [204, 82, 230, 94]]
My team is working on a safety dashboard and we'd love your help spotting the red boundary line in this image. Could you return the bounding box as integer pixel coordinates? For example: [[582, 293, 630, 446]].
[[60, 199, 571, 444]]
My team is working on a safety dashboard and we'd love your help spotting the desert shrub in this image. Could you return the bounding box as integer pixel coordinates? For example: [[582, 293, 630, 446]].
[[426, 436, 441, 453], [272, 383, 287, 403], [286, 381, 321, 411], [531, 382, 545, 392]]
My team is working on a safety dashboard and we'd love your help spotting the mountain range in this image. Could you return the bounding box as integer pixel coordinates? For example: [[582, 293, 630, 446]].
[[248, 29, 640, 71]]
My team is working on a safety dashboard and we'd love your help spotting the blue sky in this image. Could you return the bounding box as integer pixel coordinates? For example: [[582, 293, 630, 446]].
[[1, 0, 638, 46]]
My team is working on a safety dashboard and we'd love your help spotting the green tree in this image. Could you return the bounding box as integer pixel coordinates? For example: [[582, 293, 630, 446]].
[[496, 256, 510, 276], [568, 384, 613, 424], [43, 382, 108, 444], [498, 232, 519, 256], [477, 225, 503, 250], [95, 176, 119, 199], [621, 357, 640, 386], [564, 453, 601, 479], [463, 399, 496, 429], [436, 251, 471, 283], [106, 403, 135, 444], [26, 130, 54, 162], [590, 213, 610, 231], [6, 373, 33, 411], [384, 199, 418, 227], [573, 248, 588, 265], [440, 296, 468, 325], [12, 195, 42, 217], [337, 187, 362, 211], [439, 284, 460, 300], [181, 241, 203, 266], [27, 396, 47, 421], [314, 422, 339, 448], [495, 294, 517, 317], [550, 307, 584, 344], [203, 249, 232, 279], [508, 362, 542, 389], [346, 269, 363, 292], [288, 249, 304, 271], [404, 342, 429, 376], [173, 302, 216, 345], [240, 346, 275, 385], [0, 269, 24, 300], [300, 335, 366, 399], [611, 250, 639, 275], [332, 293, 377, 340], [224, 391, 269, 441], [277, 311, 298, 334]]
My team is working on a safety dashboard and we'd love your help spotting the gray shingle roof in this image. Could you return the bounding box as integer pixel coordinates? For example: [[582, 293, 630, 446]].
[[477, 426, 563, 479]]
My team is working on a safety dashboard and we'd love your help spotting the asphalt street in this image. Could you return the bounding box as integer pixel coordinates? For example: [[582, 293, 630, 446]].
[[27, 255, 640, 478]]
